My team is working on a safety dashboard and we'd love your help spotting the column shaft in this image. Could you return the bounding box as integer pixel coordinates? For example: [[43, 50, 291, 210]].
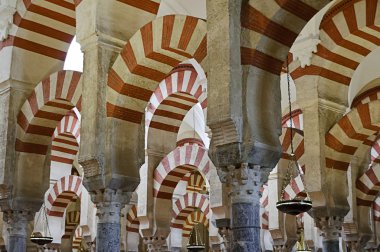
[[227, 164, 263, 252], [91, 189, 130, 252], [323, 240, 340, 252], [96, 222, 121, 251], [8, 235, 26, 252], [231, 202, 260, 251], [4, 211, 33, 252]]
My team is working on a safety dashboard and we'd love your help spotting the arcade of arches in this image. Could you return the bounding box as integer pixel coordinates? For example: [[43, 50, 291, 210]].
[[2, 0, 380, 251]]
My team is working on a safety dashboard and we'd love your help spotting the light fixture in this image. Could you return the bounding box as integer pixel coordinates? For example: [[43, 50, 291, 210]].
[[276, 57, 312, 216], [187, 223, 205, 252], [30, 203, 53, 246]]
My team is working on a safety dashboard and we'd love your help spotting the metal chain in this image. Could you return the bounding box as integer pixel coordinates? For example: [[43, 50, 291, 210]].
[[286, 56, 294, 154], [279, 57, 313, 202]]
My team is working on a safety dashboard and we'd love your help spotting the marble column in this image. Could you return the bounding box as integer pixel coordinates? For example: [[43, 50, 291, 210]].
[[92, 189, 129, 252], [4, 211, 33, 252], [222, 164, 263, 252], [317, 216, 343, 252]]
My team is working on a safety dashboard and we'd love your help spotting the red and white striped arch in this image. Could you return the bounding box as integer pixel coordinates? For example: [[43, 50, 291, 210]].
[[182, 211, 209, 238], [262, 211, 269, 230], [153, 143, 213, 199], [126, 205, 140, 233], [356, 163, 380, 206], [72, 226, 83, 250], [46, 175, 82, 217], [241, 0, 328, 76], [292, 0, 380, 96], [51, 114, 80, 176], [282, 175, 307, 200], [62, 210, 80, 240], [107, 15, 207, 123], [371, 139, 380, 164], [171, 193, 210, 229], [145, 64, 207, 135], [351, 86, 380, 108], [185, 172, 206, 193], [374, 196, 380, 222], [261, 185, 269, 230], [325, 100, 380, 171], [281, 109, 303, 130], [280, 127, 305, 163], [16, 70, 82, 155], [0, 0, 78, 83]]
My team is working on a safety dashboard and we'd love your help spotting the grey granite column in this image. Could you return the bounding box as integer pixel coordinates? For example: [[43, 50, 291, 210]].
[[231, 164, 262, 252], [4, 211, 34, 252], [92, 189, 130, 252], [219, 164, 264, 252], [317, 216, 343, 252]]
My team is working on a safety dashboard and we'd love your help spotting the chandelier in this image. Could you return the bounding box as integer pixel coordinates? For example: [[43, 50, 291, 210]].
[[30, 203, 53, 246], [276, 58, 312, 216], [187, 223, 205, 252]]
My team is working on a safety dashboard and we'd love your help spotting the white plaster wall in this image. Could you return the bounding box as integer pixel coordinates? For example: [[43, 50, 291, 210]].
[[64, 36, 83, 73], [157, 0, 206, 20], [177, 103, 210, 148], [348, 47, 380, 106]]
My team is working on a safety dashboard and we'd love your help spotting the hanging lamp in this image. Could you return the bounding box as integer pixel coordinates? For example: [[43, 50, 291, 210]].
[[187, 223, 206, 252], [30, 203, 53, 246], [276, 57, 312, 216], [296, 228, 311, 252]]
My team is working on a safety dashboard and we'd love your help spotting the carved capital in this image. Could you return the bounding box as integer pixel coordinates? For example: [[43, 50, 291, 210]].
[[92, 189, 131, 223], [290, 34, 320, 68], [3, 210, 34, 237], [316, 216, 343, 241], [217, 164, 265, 203]]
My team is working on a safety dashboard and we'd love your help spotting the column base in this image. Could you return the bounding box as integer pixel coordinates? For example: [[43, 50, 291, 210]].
[[96, 223, 120, 252], [323, 240, 339, 252], [8, 235, 27, 252]]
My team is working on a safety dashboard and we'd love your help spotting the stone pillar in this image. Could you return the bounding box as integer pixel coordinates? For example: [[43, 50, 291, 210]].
[[317, 216, 343, 252], [92, 189, 130, 252], [4, 211, 33, 252], [220, 164, 264, 252]]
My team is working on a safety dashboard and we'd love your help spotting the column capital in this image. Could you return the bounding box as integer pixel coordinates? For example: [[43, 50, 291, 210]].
[[316, 216, 343, 241], [78, 31, 125, 52], [217, 164, 268, 203], [3, 210, 34, 236], [91, 188, 131, 223]]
